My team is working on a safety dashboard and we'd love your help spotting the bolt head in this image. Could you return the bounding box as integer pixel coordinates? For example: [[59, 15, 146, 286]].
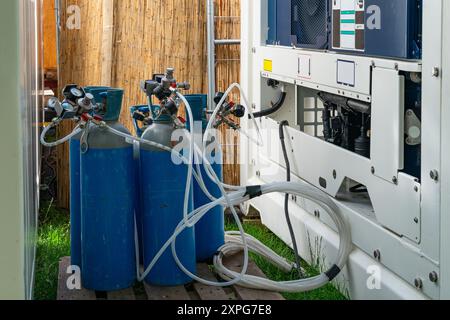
[[430, 170, 439, 181], [414, 278, 423, 289], [392, 177, 398, 185], [429, 271, 439, 283], [314, 210, 320, 218], [414, 186, 419, 192], [432, 67, 440, 77], [371, 167, 375, 174], [414, 217, 419, 224], [373, 250, 381, 261], [333, 170, 337, 179]]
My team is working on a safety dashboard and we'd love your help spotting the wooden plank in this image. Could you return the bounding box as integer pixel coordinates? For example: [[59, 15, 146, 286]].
[[107, 288, 136, 300], [57, 256, 284, 301], [101, 0, 114, 86], [144, 283, 191, 300], [223, 253, 285, 301], [57, 0, 104, 209], [193, 264, 233, 300], [57, 257, 97, 300], [43, 0, 57, 70]]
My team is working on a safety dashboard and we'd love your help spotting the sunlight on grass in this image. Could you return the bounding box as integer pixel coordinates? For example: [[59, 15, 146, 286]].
[[34, 202, 70, 300]]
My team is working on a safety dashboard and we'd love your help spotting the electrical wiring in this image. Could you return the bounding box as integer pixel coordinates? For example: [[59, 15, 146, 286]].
[[279, 120, 304, 278]]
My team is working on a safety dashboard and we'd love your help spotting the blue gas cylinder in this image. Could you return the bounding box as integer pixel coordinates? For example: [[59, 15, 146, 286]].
[[80, 88, 136, 291], [69, 132, 82, 269], [185, 95, 225, 262], [193, 153, 224, 262], [140, 115, 196, 286], [69, 86, 111, 271]]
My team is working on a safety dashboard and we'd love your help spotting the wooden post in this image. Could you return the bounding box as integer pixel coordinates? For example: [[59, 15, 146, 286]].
[[101, 0, 114, 86]]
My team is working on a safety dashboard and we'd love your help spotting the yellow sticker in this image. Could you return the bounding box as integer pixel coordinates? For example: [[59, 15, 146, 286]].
[[263, 59, 273, 72]]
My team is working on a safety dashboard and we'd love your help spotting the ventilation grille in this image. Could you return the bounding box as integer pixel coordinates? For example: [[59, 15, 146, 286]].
[[291, 0, 329, 49]]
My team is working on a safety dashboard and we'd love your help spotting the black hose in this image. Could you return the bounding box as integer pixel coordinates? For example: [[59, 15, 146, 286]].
[[250, 92, 287, 119], [318, 91, 371, 114], [279, 120, 304, 278]]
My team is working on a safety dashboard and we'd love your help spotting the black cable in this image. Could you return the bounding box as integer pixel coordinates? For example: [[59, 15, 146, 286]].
[[250, 91, 287, 119], [279, 120, 304, 278]]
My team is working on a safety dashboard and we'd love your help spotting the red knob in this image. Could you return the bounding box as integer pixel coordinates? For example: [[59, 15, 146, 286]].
[[177, 116, 186, 124], [93, 115, 103, 122], [81, 113, 90, 122]]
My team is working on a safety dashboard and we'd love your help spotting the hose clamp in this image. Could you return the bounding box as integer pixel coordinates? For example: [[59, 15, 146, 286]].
[[244, 185, 263, 200], [80, 122, 90, 154]]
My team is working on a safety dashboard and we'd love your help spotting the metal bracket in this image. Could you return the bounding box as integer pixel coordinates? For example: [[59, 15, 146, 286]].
[[405, 109, 422, 146], [80, 123, 90, 154]]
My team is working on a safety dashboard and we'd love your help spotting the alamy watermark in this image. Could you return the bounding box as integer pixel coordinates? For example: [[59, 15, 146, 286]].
[[64, 5, 81, 30], [366, 265, 382, 290], [66, 265, 82, 290]]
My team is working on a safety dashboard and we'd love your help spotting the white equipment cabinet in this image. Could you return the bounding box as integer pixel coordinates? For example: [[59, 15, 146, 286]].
[[0, 0, 41, 300], [240, 0, 450, 299]]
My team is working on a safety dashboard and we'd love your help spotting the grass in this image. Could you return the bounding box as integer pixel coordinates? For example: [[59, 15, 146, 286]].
[[225, 220, 347, 300], [34, 201, 346, 300], [34, 201, 71, 300]]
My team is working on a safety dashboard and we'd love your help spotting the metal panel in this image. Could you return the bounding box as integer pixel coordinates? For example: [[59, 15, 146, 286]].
[[421, 0, 443, 264], [21, 0, 42, 300], [276, 0, 291, 46], [297, 54, 312, 79], [0, 0, 41, 300], [439, 0, 450, 299], [258, 46, 422, 104], [0, 0, 25, 300], [247, 175, 432, 299], [370, 68, 405, 182], [241, 0, 445, 300], [332, 0, 422, 59], [259, 117, 421, 242]]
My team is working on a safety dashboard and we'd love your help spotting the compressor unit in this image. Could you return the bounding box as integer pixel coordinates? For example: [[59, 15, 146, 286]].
[[266, 0, 422, 59], [238, 0, 450, 300]]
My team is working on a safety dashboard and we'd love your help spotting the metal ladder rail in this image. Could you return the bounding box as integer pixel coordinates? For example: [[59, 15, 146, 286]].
[[206, 0, 241, 111]]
